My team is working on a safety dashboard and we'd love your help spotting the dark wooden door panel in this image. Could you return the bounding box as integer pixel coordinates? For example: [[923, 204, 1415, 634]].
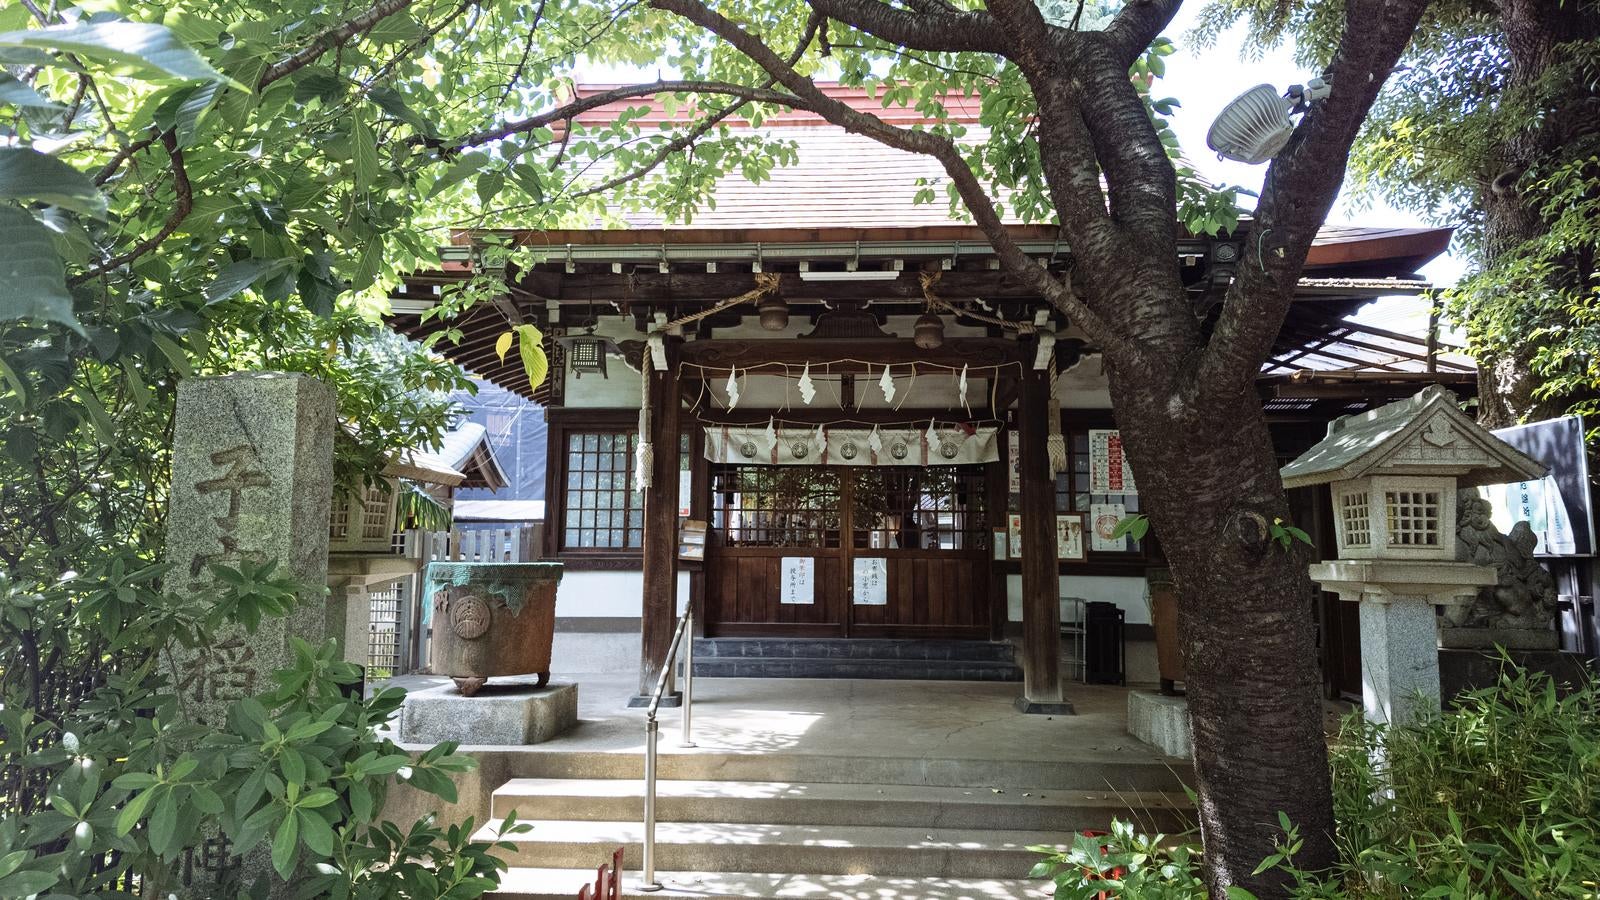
[[847, 553, 990, 638], [706, 552, 845, 636]]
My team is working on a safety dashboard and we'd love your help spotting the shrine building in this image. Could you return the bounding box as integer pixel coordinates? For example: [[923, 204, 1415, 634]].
[[388, 84, 1469, 710]]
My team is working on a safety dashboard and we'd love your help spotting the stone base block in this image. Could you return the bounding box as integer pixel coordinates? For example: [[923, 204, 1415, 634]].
[[400, 680, 577, 745], [1128, 690, 1191, 759], [1438, 627, 1559, 651], [1013, 696, 1075, 716], [1440, 648, 1594, 700]]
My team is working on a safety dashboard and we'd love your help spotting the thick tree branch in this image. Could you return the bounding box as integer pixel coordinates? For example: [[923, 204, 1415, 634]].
[[1102, 0, 1184, 68], [1199, 0, 1431, 394], [259, 0, 419, 87], [802, 0, 1008, 53], [70, 133, 191, 285], [445, 80, 806, 151], [651, 0, 1145, 364]]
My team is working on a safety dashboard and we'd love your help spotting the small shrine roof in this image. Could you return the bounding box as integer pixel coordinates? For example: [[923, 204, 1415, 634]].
[[1279, 385, 1547, 489]]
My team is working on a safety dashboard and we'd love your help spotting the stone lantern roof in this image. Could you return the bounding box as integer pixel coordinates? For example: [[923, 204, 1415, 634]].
[[1280, 385, 1546, 489]]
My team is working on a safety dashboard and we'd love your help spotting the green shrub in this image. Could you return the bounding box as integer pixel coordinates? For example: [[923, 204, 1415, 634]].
[[1034, 661, 1600, 899], [0, 562, 526, 898]]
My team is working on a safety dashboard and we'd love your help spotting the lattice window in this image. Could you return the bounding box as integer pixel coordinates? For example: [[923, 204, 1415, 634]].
[[854, 467, 989, 550], [359, 486, 392, 540], [1385, 490, 1441, 546], [711, 466, 842, 548], [329, 496, 352, 540], [367, 583, 403, 678], [1340, 491, 1372, 547], [563, 431, 642, 549]]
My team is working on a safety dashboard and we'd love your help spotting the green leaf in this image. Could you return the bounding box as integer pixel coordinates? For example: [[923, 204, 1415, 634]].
[[0, 870, 59, 897], [352, 115, 380, 191], [0, 206, 83, 334], [172, 81, 223, 148], [0, 147, 108, 218], [114, 786, 156, 836], [351, 238, 384, 292], [369, 85, 435, 138], [148, 792, 177, 856], [515, 323, 548, 392], [0, 72, 64, 109], [271, 811, 299, 878], [203, 257, 294, 305], [495, 331, 514, 363], [298, 809, 334, 856], [1225, 889, 1259, 900], [0, 22, 238, 86]]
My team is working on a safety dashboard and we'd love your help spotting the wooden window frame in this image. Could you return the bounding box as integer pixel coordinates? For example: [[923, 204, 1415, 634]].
[[544, 409, 645, 570], [543, 408, 695, 571], [1052, 412, 1156, 574]]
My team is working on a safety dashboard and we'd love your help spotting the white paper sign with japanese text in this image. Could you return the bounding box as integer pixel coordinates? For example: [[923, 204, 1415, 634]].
[[780, 556, 815, 605], [852, 557, 888, 606]]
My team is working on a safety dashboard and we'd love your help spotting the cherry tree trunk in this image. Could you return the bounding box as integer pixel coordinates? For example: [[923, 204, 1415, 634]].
[[1108, 369, 1335, 896]]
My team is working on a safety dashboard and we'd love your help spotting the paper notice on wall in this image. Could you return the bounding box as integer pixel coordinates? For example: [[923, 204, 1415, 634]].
[[1008, 440, 1021, 493], [781, 557, 815, 605], [1090, 502, 1128, 552], [1089, 429, 1136, 494], [1008, 513, 1024, 558], [852, 557, 888, 606], [679, 468, 693, 518]]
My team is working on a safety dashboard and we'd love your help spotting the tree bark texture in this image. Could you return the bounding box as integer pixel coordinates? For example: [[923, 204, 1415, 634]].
[[1110, 369, 1334, 893]]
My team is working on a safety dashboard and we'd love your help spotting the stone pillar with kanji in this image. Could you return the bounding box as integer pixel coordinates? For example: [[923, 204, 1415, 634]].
[[162, 372, 336, 893]]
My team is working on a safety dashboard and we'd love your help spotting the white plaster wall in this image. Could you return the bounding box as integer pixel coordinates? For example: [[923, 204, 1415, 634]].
[[1005, 573, 1151, 625], [554, 569, 684, 617], [1054, 355, 1113, 409]]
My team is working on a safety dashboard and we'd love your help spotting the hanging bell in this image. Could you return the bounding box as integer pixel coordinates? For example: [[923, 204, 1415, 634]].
[[913, 312, 946, 350], [758, 295, 790, 331]]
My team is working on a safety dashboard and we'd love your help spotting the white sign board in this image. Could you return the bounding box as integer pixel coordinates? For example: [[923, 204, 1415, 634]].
[[852, 557, 888, 606], [1484, 416, 1594, 557], [1089, 429, 1136, 494], [1090, 502, 1129, 552], [780, 556, 815, 605]]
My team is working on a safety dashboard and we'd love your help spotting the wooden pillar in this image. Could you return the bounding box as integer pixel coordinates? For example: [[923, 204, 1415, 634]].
[[634, 337, 683, 705], [1016, 357, 1072, 714]]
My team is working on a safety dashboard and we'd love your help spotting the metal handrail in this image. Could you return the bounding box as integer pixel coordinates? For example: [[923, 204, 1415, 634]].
[[639, 608, 694, 892]]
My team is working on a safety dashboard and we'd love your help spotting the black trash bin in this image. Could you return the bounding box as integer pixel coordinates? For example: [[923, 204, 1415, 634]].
[[1084, 601, 1126, 685]]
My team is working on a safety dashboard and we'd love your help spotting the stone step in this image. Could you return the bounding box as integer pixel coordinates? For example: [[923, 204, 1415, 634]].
[[490, 867, 1048, 899], [461, 748, 1190, 793], [489, 778, 1191, 832], [694, 638, 1017, 663], [692, 657, 1022, 681], [475, 819, 1070, 879]]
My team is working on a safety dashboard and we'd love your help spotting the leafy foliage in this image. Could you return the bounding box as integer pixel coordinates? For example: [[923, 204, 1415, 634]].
[[1034, 661, 1600, 899]]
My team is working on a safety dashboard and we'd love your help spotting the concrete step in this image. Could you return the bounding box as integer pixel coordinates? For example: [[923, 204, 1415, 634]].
[[476, 819, 1070, 879], [490, 867, 1048, 899], [489, 778, 1190, 832], [461, 748, 1190, 793], [694, 639, 1018, 663], [692, 657, 1022, 681]]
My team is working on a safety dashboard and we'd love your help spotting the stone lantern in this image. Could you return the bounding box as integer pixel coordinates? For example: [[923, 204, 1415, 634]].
[[1280, 386, 1547, 725]]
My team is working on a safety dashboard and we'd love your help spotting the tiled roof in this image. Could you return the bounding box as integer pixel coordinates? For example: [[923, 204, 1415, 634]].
[[589, 125, 995, 231]]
